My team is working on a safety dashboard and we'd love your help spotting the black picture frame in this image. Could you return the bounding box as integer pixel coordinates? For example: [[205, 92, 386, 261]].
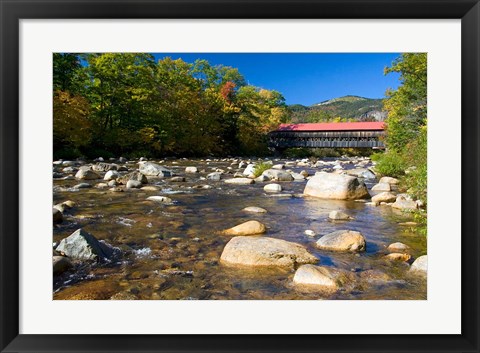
[[1, 0, 479, 352]]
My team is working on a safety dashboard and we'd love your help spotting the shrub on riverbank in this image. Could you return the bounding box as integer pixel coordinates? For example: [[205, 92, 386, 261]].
[[374, 53, 427, 235], [371, 151, 406, 178]]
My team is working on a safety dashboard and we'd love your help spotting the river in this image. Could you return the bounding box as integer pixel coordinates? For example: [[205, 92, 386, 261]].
[[53, 157, 427, 300]]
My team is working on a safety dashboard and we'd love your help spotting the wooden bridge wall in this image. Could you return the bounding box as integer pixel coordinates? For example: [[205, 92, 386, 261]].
[[268, 130, 385, 149]]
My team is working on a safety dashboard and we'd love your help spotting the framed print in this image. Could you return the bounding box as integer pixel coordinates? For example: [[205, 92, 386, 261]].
[[1, 0, 479, 352]]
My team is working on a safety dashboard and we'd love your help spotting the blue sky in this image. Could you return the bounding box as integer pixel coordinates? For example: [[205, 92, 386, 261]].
[[152, 53, 401, 106]]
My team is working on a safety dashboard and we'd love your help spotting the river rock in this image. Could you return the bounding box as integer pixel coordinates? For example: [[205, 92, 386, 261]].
[[62, 166, 75, 173], [371, 182, 391, 192], [379, 176, 399, 185], [291, 173, 306, 180], [293, 264, 344, 291], [264, 183, 282, 193], [75, 168, 101, 180], [73, 183, 91, 189], [141, 186, 160, 191], [316, 230, 366, 252], [52, 256, 73, 276], [139, 162, 173, 177], [242, 206, 267, 213], [63, 200, 75, 208], [392, 195, 418, 210], [328, 210, 352, 220], [371, 192, 397, 203], [104, 170, 120, 181], [409, 255, 427, 275], [92, 162, 118, 172], [220, 236, 317, 268], [387, 242, 409, 252], [118, 171, 148, 185], [170, 176, 186, 182], [346, 168, 376, 179], [272, 164, 284, 170], [207, 172, 222, 181], [147, 196, 173, 203], [54, 203, 67, 213], [262, 169, 294, 182], [224, 178, 254, 185], [53, 256, 73, 275], [242, 164, 256, 176], [255, 175, 269, 182], [185, 166, 198, 173], [222, 220, 266, 236], [56, 229, 117, 261], [126, 180, 142, 189], [304, 230, 316, 237], [304, 173, 369, 200], [53, 208, 63, 224], [384, 253, 411, 262], [359, 269, 392, 283]]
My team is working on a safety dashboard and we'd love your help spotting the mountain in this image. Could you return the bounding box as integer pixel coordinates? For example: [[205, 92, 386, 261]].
[[289, 95, 387, 123]]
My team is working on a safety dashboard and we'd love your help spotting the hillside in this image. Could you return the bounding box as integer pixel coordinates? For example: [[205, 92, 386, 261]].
[[289, 95, 387, 123]]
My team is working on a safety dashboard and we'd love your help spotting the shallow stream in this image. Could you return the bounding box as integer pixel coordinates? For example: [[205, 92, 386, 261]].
[[53, 157, 427, 300]]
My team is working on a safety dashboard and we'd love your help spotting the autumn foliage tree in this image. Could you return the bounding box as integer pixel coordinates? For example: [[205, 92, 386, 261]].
[[53, 53, 290, 158]]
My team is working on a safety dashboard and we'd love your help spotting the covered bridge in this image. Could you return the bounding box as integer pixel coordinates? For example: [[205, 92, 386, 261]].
[[268, 122, 385, 150]]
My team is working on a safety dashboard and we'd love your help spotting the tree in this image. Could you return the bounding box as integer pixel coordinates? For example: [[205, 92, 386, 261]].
[[83, 53, 157, 153], [53, 53, 86, 95], [53, 53, 290, 157], [235, 86, 289, 154], [384, 53, 427, 151], [53, 91, 91, 154]]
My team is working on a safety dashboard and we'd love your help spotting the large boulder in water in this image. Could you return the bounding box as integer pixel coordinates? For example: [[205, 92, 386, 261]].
[[220, 236, 317, 268], [221, 220, 266, 236], [139, 162, 172, 177], [55, 229, 118, 261], [316, 230, 366, 252], [304, 173, 369, 200]]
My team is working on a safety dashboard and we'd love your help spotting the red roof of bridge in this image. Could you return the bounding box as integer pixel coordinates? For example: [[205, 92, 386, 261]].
[[276, 122, 385, 132]]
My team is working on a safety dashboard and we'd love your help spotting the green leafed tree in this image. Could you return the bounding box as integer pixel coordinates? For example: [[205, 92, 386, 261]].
[[384, 53, 427, 152]]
